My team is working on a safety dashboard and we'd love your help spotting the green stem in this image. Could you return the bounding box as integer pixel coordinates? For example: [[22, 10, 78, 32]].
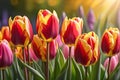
[[85, 67, 88, 80], [23, 47, 28, 80], [45, 42, 49, 80], [27, 45, 30, 80], [107, 57, 111, 80], [68, 47, 71, 80], [1, 70, 4, 80]]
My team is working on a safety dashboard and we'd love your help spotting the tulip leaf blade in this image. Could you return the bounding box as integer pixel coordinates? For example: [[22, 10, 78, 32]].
[[20, 60, 45, 80]]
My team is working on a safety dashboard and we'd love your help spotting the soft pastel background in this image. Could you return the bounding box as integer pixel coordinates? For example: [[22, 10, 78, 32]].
[[0, 0, 120, 32]]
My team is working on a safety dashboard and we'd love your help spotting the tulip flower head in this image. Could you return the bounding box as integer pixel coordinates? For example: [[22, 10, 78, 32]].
[[101, 27, 120, 57], [74, 32, 99, 67], [15, 44, 38, 62], [36, 9, 59, 42], [9, 16, 33, 47], [31, 35, 58, 61], [104, 55, 119, 73], [0, 39, 13, 68], [1, 26, 11, 42], [60, 17, 83, 47]]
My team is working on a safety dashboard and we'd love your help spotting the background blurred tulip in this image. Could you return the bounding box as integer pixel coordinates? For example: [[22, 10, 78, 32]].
[[78, 6, 84, 18], [9, 16, 33, 46], [104, 55, 119, 73], [87, 9, 95, 31], [0, 39, 13, 68], [15, 44, 38, 62], [1, 26, 11, 42], [55, 34, 63, 48], [61, 45, 74, 59], [74, 32, 99, 66], [49, 40, 58, 60], [36, 9, 59, 42], [101, 27, 120, 57], [60, 17, 83, 46]]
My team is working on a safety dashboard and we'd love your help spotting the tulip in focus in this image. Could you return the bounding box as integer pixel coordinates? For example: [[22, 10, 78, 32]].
[[74, 32, 99, 66], [0, 39, 13, 68], [60, 17, 83, 46], [9, 16, 33, 46], [15, 44, 38, 62], [31, 35, 58, 61], [101, 27, 120, 57], [1, 26, 11, 42], [104, 55, 118, 73], [36, 9, 59, 42]]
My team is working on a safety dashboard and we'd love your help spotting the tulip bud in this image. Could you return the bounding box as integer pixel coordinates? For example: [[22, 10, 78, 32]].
[[78, 6, 84, 18], [0, 40, 13, 68], [31, 35, 58, 61], [9, 16, 33, 47], [61, 45, 74, 59], [49, 40, 58, 60], [74, 32, 99, 66], [55, 34, 63, 47], [15, 44, 38, 62], [104, 55, 118, 73], [1, 26, 11, 42], [60, 17, 83, 47], [101, 27, 120, 56], [36, 9, 59, 42], [87, 9, 95, 31], [117, 10, 120, 29]]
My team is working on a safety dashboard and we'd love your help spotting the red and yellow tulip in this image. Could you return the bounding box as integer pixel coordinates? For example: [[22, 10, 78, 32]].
[[1, 26, 11, 42], [101, 27, 120, 56], [36, 9, 59, 42], [74, 32, 99, 66], [15, 44, 38, 62], [31, 35, 58, 61], [9, 16, 33, 47], [0, 39, 13, 68], [60, 17, 83, 47]]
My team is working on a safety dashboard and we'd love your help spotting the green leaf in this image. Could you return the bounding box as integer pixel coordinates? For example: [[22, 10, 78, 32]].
[[55, 60, 69, 80], [100, 64, 107, 80], [72, 58, 83, 80], [20, 60, 45, 80]]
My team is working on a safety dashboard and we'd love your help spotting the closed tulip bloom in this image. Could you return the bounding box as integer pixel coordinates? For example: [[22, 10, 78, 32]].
[[36, 9, 59, 42], [31, 35, 58, 61], [15, 44, 38, 62], [31, 35, 47, 61], [104, 55, 118, 73], [1, 26, 11, 42], [74, 32, 99, 66], [49, 40, 58, 60], [9, 16, 33, 46], [0, 40, 13, 68], [60, 17, 83, 47], [101, 27, 120, 56]]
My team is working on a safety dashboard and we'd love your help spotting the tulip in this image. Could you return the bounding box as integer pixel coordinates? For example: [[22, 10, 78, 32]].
[[9, 16, 33, 47], [61, 45, 74, 59], [0, 31, 2, 40], [74, 31, 99, 66], [1, 26, 11, 42], [104, 55, 118, 73], [101, 27, 120, 57], [78, 6, 84, 18], [55, 34, 63, 48], [15, 44, 38, 62], [60, 17, 83, 47], [87, 9, 95, 31], [36, 9, 59, 42], [0, 39, 13, 68], [31, 35, 57, 61]]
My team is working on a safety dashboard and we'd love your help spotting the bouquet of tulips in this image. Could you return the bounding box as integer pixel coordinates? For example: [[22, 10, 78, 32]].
[[0, 8, 120, 80]]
